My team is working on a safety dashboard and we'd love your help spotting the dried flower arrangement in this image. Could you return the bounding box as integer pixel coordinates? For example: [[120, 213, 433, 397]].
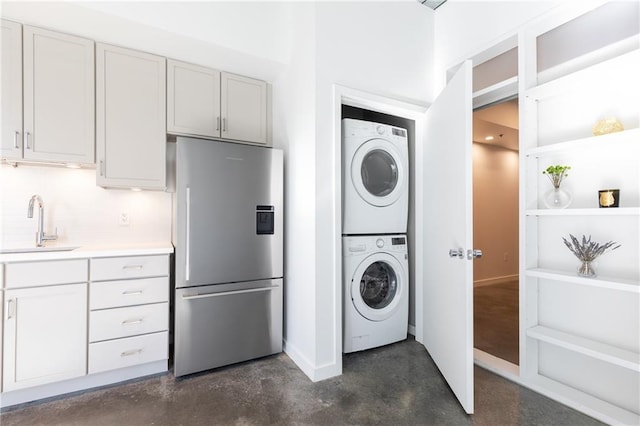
[[562, 234, 621, 277]]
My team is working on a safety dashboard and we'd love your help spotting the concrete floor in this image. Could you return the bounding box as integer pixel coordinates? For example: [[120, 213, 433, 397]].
[[1, 337, 603, 425]]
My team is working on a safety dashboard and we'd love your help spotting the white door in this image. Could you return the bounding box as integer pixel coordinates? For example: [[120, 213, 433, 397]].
[[420, 61, 475, 413]]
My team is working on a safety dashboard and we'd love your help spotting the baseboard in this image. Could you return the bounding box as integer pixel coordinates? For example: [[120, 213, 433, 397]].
[[0, 360, 167, 409], [474, 274, 518, 288], [283, 339, 341, 382]]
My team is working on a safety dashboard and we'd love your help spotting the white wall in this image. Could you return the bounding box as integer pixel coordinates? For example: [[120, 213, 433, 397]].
[[472, 143, 519, 284], [434, 0, 562, 88], [312, 1, 434, 378], [1, 1, 288, 82], [271, 3, 319, 378], [0, 164, 171, 248]]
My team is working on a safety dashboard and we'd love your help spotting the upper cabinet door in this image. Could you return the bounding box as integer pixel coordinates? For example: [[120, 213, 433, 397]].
[[1, 19, 23, 160], [167, 59, 221, 139], [23, 25, 95, 164], [96, 43, 166, 190], [221, 72, 268, 145]]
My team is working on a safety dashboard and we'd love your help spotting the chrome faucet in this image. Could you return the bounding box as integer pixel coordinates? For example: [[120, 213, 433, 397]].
[[27, 195, 58, 247]]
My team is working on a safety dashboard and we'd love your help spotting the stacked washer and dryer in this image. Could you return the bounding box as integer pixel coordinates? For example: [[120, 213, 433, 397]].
[[342, 118, 410, 353]]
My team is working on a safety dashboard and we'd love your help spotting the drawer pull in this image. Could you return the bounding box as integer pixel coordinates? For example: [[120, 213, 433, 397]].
[[121, 349, 143, 357], [122, 318, 144, 325], [123, 265, 143, 271], [122, 290, 143, 296]]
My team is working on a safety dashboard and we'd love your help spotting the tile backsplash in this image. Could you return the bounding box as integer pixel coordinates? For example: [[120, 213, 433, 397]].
[[0, 163, 172, 248]]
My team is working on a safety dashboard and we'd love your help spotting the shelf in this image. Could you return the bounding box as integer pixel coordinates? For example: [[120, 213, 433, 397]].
[[525, 268, 640, 293], [525, 207, 640, 217], [524, 128, 640, 158], [525, 374, 640, 426], [527, 325, 639, 372], [472, 76, 517, 109], [526, 48, 640, 101]]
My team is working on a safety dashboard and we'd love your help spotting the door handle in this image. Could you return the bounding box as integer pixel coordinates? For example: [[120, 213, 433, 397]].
[[185, 186, 191, 281], [467, 249, 483, 260], [449, 248, 464, 259]]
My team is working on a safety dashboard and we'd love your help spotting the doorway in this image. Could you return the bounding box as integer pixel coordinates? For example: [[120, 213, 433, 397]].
[[471, 98, 519, 365]]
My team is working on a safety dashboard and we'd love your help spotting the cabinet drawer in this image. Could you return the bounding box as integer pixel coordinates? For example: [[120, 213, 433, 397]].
[[5, 259, 87, 288], [88, 331, 168, 375], [90, 277, 168, 310], [90, 303, 168, 342], [90, 255, 168, 281]]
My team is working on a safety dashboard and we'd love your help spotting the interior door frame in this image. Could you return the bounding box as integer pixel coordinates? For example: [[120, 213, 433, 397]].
[[331, 84, 428, 373]]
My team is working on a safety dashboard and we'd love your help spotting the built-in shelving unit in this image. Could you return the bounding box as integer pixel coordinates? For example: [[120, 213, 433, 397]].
[[519, 3, 640, 424], [525, 268, 640, 293], [525, 207, 640, 216]]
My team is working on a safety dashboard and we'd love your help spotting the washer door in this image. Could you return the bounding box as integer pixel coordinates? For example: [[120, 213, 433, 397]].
[[351, 138, 405, 207], [351, 252, 404, 322]]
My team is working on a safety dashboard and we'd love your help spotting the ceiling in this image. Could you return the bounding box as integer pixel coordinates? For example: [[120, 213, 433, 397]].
[[472, 98, 519, 151]]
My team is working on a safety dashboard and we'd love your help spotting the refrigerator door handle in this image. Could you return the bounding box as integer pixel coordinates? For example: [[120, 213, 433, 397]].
[[181, 285, 278, 300], [185, 186, 191, 282]]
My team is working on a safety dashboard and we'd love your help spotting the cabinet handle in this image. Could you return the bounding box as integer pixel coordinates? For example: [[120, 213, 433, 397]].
[[122, 265, 143, 271], [6, 299, 14, 320], [122, 290, 143, 296], [25, 132, 31, 149], [222, 118, 226, 132], [121, 349, 143, 357], [13, 131, 20, 149], [216, 116, 220, 131], [121, 318, 144, 325], [99, 160, 104, 176]]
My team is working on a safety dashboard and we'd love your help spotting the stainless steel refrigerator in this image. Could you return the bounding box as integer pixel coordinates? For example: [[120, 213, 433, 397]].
[[171, 137, 283, 377]]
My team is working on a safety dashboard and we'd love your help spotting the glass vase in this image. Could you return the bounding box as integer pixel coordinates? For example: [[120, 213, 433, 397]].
[[577, 260, 597, 278], [543, 186, 572, 209]]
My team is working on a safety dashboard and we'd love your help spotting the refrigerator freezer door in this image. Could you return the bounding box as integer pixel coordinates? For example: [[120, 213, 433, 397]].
[[174, 279, 283, 377], [175, 138, 283, 288]]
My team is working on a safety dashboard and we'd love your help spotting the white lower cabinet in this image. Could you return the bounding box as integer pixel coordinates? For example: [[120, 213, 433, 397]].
[[3, 283, 87, 392], [88, 255, 170, 375]]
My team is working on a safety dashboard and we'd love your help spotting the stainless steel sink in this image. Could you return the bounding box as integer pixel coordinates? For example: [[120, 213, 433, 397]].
[[0, 246, 79, 254]]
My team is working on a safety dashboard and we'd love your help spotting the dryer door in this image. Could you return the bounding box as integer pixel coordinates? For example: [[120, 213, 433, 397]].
[[350, 252, 405, 321], [351, 138, 406, 207]]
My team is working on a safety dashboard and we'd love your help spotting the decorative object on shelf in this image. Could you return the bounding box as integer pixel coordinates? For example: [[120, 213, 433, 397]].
[[598, 188, 620, 208], [562, 234, 621, 278], [543, 165, 572, 209], [592, 117, 624, 136]]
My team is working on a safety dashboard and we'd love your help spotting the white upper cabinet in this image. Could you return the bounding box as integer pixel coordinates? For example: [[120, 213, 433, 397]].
[[96, 43, 166, 190], [23, 25, 95, 163], [1, 19, 22, 160], [167, 60, 221, 138], [1, 22, 95, 164], [167, 60, 270, 146], [221, 72, 269, 145]]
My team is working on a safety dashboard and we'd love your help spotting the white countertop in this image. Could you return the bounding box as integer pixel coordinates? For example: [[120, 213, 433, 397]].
[[0, 242, 174, 263]]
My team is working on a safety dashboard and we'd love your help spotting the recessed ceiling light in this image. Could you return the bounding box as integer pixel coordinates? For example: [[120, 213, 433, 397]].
[[485, 136, 494, 141]]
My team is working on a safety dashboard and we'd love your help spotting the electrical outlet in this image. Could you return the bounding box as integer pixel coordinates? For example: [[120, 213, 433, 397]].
[[503, 252, 509, 262], [119, 212, 130, 226]]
